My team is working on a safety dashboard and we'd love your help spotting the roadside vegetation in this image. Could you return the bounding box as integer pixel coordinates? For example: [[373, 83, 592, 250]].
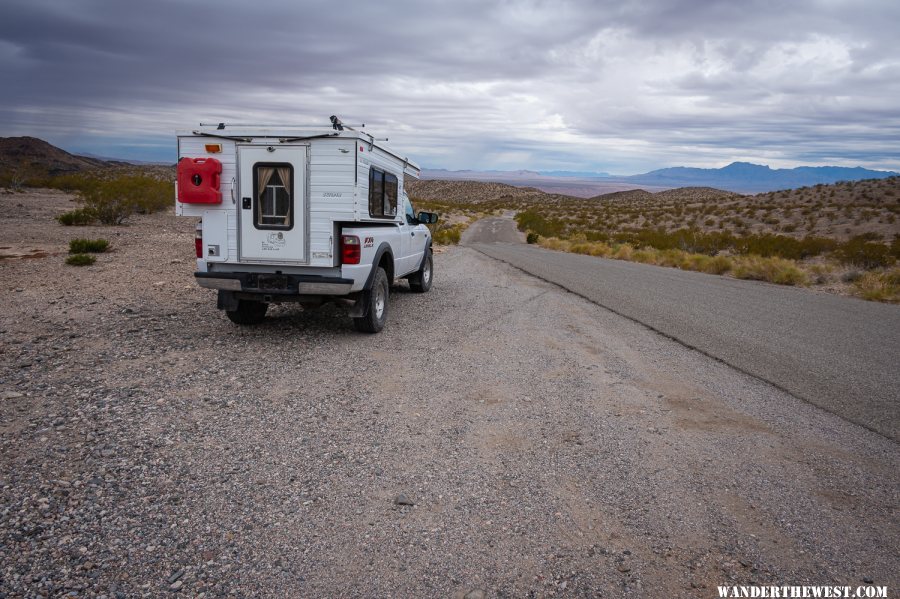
[[1, 165, 173, 226], [5, 164, 897, 301], [410, 176, 900, 303], [52, 174, 171, 225]]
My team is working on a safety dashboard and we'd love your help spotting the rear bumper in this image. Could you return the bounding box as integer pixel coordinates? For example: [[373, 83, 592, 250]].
[[195, 272, 354, 296]]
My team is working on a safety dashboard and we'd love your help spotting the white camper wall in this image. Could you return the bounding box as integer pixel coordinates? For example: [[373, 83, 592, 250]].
[[176, 136, 239, 262], [176, 136, 238, 218], [308, 138, 356, 266]]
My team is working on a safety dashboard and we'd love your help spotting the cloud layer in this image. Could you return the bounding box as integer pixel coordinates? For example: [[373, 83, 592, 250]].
[[1, 0, 898, 172]]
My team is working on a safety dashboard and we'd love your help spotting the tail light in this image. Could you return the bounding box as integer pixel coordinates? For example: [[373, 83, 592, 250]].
[[195, 222, 203, 258], [340, 235, 361, 264]]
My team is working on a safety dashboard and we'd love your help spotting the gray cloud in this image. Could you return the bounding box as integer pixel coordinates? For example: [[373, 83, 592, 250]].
[[1, 0, 897, 172]]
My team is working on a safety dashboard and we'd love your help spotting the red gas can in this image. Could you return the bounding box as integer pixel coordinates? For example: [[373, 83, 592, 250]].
[[177, 157, 222, 204]]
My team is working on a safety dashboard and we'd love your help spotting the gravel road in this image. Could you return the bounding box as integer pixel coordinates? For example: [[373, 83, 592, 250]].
[[1, 192, 898, 597], [465, 217, 900, 442]]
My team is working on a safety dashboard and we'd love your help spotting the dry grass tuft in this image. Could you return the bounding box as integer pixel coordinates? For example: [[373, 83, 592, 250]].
[[732, 255, 808, 285], [852, 268, 900, 303]]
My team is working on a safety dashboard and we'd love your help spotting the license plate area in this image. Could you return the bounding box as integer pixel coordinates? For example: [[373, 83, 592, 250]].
[[250, 274, 291, 291]]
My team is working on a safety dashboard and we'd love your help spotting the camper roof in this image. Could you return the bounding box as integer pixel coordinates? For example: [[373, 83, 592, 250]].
[[182, 119, 420, 178]]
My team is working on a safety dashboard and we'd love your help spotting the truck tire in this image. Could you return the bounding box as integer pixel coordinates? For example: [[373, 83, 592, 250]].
[[226, 300, 268, 325], [353, 267, 389, 333], [408, 250, 433, 293]]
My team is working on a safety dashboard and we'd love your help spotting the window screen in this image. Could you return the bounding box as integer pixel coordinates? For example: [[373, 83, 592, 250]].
[[368, 167, 398, 218], [254, 163, 293, 230]]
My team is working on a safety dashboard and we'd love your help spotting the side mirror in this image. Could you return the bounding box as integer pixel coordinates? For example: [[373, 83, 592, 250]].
[[417, 211, 439, 224]]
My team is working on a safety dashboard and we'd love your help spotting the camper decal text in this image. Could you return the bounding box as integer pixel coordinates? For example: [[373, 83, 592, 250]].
[[262, 232, 286, 251]]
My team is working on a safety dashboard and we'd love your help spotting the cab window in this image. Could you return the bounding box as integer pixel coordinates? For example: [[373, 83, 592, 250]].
[[404, 196, 416, 224]]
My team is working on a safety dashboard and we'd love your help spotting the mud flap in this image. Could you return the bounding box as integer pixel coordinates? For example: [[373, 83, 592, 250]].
[[217, 290, 239, 311], [346, 292, 367, 318]]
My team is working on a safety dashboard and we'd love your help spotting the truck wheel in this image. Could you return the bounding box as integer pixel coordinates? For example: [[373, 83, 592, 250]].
[[408, 250, 433, 293], [353, 267, 389, 333], [226, 300, 268, 325]]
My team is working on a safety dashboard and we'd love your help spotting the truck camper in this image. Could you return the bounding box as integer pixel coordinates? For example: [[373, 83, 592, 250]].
[[176, 117, 438, 333]]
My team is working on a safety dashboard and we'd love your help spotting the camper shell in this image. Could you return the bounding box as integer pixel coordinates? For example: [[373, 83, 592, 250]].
[[175, 119, 437, 333]]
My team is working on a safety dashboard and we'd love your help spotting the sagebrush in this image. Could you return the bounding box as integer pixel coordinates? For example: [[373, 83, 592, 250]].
[[69, 238, 109, 253], [65, 253, 96, 266]]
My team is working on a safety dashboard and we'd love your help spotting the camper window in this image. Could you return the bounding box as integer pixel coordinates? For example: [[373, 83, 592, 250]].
[[253, 163, 293, 230], [368, 168, 398, 219]]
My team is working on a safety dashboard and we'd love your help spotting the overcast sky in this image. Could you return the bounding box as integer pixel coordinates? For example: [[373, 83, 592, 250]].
[[1, 0, 898, 173]]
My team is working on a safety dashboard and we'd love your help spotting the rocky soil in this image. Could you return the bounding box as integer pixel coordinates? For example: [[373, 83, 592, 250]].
[[1, 190, 898, 597]]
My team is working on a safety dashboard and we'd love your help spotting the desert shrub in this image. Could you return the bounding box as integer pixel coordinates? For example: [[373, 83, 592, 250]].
[[693, 254, 732, 275], [74, 175, 172, 225], [526, 232, 540, 244], [57, 208, 95, 226], [538, 237, 572, 252], [515, 209, 566, 238], [631, 248, 658, 264], [65, 253, 96, 266], [808, 263, 834, 284], [432, 224, 462, 245], [1, 165, 45, 191], [569, 240, 611, 257], [69, 238, 108, 253], [613, 244, 634, 261], [732, 256, 807, 286], [841, 270, 862, 283], [656, 249, 685, 268], [834, 236, 894, 269], [853, 231, 883, 241], [852, 269, 900, 303], [736, 234, 836, 260]]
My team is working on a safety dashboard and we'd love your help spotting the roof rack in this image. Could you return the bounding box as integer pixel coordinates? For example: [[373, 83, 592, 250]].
[[197, 117, 391, 144], [193, 117, 402, 163], [198, 116, 364, 131]]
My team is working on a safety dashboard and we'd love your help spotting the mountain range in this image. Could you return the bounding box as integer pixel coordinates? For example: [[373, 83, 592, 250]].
[[2, 136, 896, 195], [422, 162, 897, 195], [625, 162, 899, 193]]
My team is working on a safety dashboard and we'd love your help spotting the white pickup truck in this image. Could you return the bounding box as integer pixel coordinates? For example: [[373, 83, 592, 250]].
[[175, 119, 438, 333]]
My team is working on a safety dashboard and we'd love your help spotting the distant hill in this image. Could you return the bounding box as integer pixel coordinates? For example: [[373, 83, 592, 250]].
[[538, 170, 611, 178], [420, 168, 664, 197], [0, 136, 109, 174], [77, 151, 170, 166], [626, 162, 899, 193], [421, 162, 900, 196], [407, 179, 547, 203]]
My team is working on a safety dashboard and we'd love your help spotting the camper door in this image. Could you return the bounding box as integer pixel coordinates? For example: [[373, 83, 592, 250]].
[[238, 145, 307, 262]]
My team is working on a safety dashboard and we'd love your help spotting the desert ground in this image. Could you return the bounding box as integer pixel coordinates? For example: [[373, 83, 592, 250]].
[[1, 190, 898, 597]]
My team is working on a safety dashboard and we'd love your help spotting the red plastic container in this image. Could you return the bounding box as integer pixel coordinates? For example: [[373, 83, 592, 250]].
[[177, 157, 222, 204]]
